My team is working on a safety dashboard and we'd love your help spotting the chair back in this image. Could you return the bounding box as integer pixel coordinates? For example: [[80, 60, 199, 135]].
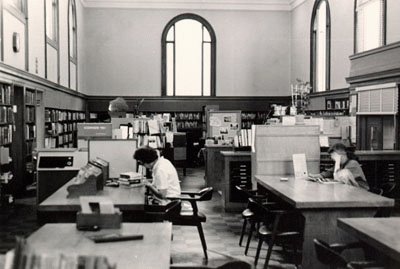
[[313, 239, 348, 268], [198, 187, 213, 201]]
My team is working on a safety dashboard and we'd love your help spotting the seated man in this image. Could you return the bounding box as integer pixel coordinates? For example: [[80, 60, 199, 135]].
[[309, 143, 369, 190], [133, 146, 181, 199]]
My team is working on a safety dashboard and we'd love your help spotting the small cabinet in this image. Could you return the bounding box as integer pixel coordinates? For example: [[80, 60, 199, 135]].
[[221, 151, 251, 212], [229, 161, 252, 203]]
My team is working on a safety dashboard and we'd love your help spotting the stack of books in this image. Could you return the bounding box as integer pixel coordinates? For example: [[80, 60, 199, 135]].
[[118, 172, 143, 187]]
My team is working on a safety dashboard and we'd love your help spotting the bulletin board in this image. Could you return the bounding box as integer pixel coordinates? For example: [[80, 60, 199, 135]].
[[208, 110, 241, 140]]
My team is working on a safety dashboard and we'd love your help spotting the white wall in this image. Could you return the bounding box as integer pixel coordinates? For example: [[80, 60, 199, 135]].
[[3, 9, 26, 70], [80, 8, 291, 96], [28, 0, 45, 77], [387, 0, 400, 44]]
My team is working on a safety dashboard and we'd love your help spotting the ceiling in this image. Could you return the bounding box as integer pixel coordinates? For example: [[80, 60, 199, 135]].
[[79, 0, 307, 11]]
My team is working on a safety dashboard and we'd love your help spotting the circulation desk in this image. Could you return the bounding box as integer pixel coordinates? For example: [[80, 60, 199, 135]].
[[255, 175, 395, 269], [26, 223, 172, 269], [338, 217, 400, 269], [37, 178, 145, 223]]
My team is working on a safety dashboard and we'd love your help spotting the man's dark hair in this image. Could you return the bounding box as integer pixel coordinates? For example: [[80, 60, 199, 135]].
[[133, 146, 158, 164]]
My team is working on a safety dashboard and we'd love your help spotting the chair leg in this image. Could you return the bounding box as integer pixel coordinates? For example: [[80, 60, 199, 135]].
[[239, 219, 247, 246], [196, 223, 208, 260], [254, 237, 264, 266], [245, 221, 255, 255], [263, 240, 275, 269]]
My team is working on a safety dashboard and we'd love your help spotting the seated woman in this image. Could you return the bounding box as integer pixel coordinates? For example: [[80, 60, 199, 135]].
[[310, 143, 369, 190]]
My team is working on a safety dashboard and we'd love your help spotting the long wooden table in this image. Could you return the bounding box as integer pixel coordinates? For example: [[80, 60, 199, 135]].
[[38, 178, 146, 223], [26, 223, 172, 269], [338, 217, 400, 268], [255, 175, 395, 269]]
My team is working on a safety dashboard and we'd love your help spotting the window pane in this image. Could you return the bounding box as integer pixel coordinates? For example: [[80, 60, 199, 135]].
[[356, 0, 383, 52], [166, 26, 174, 42], [203, 26, 211, 42], [46, 0, 54, 39], [166, 43, 174, 96], [363, 0, 381, 51], [203, 43, 211, 96], [69, 2, 74, 56], [175, 19, 202, 96], [315, 1, 326, 92]]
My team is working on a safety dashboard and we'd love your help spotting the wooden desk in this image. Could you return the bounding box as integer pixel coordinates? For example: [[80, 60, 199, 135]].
[[205, 145, 232, 191], [255, 175, 395, 269], [220, 151, 251, 212], [38, 178, 145, 223], [26, 223, 172, 269], [338, 217, 400, 268]]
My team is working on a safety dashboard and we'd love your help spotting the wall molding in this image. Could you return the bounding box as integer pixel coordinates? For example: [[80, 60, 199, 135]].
[[87, 95, 291, 112], [0, 62, 86, 98], [79, 0, 299, 11]]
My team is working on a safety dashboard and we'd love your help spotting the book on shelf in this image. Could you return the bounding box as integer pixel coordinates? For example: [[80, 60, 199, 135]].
[[1, 84, 13, 105]]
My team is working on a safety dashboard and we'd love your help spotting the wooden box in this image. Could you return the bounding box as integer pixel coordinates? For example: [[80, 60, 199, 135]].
[[76, 210, 122, 229]]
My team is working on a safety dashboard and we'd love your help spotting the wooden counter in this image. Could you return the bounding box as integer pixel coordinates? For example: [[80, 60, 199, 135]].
[[255, 175, 395, 269], [38, 178, 145, 223], [26, 223, 172, 269]]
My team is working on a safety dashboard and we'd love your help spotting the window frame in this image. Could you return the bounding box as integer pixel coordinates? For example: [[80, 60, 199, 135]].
[[310, 0, 331, 93], [354, 0, 387, 54], [161, 13, 216, 97]]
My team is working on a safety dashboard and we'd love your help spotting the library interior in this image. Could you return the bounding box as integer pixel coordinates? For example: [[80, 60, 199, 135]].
[[1, 0, 400, 268]]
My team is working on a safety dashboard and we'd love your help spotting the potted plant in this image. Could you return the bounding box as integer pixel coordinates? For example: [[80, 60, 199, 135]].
[[108, 97, 129, 118]]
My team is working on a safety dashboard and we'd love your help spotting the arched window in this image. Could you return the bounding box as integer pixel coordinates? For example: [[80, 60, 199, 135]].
[[310, 0, 330, 93], [68, 0, 78, 90], [162, 14, 216, 96], [355, 0, 386, 53]]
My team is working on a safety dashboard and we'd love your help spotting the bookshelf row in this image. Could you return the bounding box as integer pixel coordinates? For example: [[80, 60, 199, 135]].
[[44, 108, 86, 149], [45, 109, 85, 122], [0, 124, 13, 145], [0, 84, 13, 105], [25, 90, 36, 105], [0, 106, 13, 124]]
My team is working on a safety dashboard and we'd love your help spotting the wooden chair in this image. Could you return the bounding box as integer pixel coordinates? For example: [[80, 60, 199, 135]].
[[235, 186, 268, 250], [313, 238, 384, 269], [170, 260, 253, 269], [168, 187, 214, 260], [253, 200, 304, 268]]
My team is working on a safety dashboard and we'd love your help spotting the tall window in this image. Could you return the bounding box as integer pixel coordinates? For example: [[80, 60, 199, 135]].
[[355, 0, 386, 53], [46, 0, 58, 44], [162, 14, 216, 96], [69, 0, 77, 61], [311, 0, 330, 92]]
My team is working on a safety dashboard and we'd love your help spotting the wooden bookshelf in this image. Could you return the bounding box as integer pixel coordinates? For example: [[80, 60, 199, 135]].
[[0, 82, 14, 205], [44, 108, 86, 148]]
